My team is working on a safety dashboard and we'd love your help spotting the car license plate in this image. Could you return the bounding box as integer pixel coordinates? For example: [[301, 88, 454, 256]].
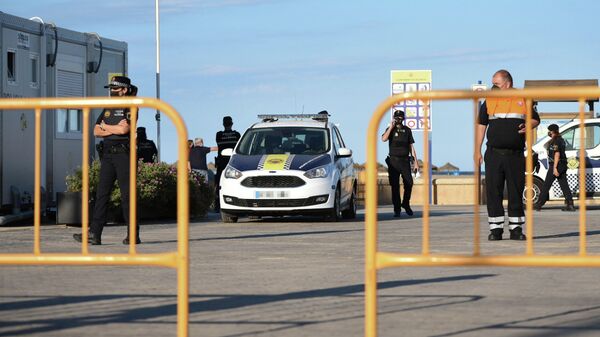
[[255, 190, 289, 199]]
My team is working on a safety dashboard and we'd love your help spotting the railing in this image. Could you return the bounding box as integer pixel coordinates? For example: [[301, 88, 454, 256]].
[[0, 97, 190, 337], [364, 87, 600, 337]]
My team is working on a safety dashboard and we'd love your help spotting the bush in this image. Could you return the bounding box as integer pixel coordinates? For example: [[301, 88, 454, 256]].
[[66, 160, 213, 219]]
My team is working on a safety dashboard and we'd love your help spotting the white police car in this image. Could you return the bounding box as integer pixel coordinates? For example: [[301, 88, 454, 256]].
[[526, 118, 600, 207], [219, 113, 356, 223]]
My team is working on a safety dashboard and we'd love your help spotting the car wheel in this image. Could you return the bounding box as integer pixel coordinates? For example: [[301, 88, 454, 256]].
[[221, 211, 238, 223], [342, 184, 357, 219], [326, 187, 341, 222], [522, 177, 544, 209]]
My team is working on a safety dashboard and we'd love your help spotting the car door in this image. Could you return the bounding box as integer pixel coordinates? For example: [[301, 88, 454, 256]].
[[559, 122, 600, 196], [332, 126, 353, 203]]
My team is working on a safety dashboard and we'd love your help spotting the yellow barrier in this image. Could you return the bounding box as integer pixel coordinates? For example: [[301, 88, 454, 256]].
[[365, 87, 600, 337], [0, 97, 189, 337]]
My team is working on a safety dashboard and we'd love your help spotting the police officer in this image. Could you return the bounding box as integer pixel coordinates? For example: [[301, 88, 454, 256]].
[[74, 75, 139, 245], [137, 127, 158, 163], [382, 110, 419, 217], [476, 69, 540, 241], [536, 124, 575, 212], [214, 116, 241, 212]]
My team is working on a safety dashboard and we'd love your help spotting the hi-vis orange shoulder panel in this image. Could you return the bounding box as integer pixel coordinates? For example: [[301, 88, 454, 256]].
[[486, 97, 526, 116]]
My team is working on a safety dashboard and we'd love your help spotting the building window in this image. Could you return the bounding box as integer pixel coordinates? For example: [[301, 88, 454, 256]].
[[7, 49, 16, 84], [57, 109, 82, 133], [30, 53, 39, 88]]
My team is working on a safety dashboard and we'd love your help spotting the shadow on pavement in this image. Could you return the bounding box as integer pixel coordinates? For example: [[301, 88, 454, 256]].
[[534, 230, 600, 240], [0, 274, 494, 336]]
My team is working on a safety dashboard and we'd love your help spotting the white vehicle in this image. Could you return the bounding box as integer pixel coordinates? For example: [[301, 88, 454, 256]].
[[527, 118, 600, 207], [219, 113, 357, 223]]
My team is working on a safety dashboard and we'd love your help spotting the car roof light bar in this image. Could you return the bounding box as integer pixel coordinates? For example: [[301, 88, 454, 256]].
[[257, 111, 329, 122]]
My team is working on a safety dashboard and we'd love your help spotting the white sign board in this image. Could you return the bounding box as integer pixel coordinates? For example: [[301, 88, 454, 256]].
[[391, 70, 432, 131]]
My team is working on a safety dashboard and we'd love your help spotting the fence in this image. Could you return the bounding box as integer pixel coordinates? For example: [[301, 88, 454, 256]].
[[364, 87, 600, 337], [0, 97, 190, 337]]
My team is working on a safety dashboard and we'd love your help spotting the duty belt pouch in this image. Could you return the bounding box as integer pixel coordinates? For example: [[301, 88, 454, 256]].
[[108, 143, 129, 154]]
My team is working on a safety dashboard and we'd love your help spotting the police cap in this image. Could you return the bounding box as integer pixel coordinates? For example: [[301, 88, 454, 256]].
[[393, 110, 405, 119], [104, 75, 131, 89]]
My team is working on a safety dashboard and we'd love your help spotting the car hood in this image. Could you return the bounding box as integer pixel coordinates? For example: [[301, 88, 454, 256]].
[[228, 154, 332, 172]]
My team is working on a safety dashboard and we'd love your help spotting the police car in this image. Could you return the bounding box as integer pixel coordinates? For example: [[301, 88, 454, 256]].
[[526, 118, 600, 207], [219, 113, 356, 223]]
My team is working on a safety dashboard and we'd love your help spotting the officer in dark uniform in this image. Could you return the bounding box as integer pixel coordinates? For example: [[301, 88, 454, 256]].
[[136, 127, 158, 163], [476, 69, 540, 241], [382, 110, 419, 217], [74, 75, 139, 245], [536, 124, 575, 211], [214, 116, 241, 212]]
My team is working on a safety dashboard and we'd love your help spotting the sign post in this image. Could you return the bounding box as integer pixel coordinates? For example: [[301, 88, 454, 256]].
[[391, 70, 433, 205]]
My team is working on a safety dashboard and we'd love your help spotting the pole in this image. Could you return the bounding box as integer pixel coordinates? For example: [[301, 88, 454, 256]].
[[155, 0, 161, 161]]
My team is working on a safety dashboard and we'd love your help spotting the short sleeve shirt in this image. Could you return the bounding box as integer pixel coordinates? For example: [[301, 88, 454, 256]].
[[96, 108, 130, 144], [383, 124, 414, 157], [189, 146, 211, 170], [478, 101, 540, 150], [548, 137, 567, 163]]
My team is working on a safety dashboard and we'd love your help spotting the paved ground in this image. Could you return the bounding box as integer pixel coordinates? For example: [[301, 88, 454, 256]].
[[2, 204, 600, 337]]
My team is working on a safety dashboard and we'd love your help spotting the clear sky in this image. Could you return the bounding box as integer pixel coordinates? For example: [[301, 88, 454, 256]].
[[4, 0, 600, 170]]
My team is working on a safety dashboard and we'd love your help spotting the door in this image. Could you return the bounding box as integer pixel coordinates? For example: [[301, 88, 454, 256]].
[[559, 123, 600, 197]]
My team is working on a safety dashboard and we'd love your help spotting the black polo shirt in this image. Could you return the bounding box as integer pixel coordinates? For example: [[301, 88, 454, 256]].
[[478, 102, 540, 150], [383, 124, 414, 158], [96, 108, 130, 145]]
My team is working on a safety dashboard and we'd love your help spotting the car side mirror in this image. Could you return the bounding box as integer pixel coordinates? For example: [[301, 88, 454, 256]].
[[221, 148, 233, 156], [336, 148, 352, 158]]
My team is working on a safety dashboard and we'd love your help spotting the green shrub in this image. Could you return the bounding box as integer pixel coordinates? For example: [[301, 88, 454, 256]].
[[66, 160, 213, 218]]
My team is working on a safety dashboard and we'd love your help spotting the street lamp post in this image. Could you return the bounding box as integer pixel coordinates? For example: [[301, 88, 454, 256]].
[[155, 0, 161, 161]]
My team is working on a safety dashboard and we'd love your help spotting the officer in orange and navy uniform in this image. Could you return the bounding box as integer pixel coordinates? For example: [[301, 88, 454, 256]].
[[476, 69, 540, 241]]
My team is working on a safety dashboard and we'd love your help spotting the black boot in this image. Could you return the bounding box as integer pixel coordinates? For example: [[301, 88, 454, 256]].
[[509, 227, 526, 240], [73, 232, 101, 245], [561, 200, 576, 212], [488, 228, 503, 241], [123, 236, 141, 245], [401, 203, 414, 216]]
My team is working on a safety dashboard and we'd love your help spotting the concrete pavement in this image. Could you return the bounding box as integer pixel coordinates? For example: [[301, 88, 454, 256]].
[[2, 205, 600, 336]]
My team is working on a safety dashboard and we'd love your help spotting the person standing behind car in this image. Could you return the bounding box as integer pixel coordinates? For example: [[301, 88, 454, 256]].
[[535, 124, 575, 212], [214, 116, 241, 212], [137, 127, 158, 163], [382, 110, 419, 217], [189, 137, 217, 182], [73, 75, 140, 245]]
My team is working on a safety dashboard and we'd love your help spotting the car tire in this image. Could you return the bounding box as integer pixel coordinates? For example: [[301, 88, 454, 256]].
[[522, 177, 544, 209], [326, 187, 342, 222], [221, 211, 238, 223], [342, 184, 357, 219]]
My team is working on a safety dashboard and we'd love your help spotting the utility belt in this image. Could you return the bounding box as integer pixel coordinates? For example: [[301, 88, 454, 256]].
[[489, 147, 522, 156], [104, 142, 130, 154]]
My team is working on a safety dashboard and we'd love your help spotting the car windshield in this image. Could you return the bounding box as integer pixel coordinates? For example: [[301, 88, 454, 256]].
[[236, 127, 330, 155]]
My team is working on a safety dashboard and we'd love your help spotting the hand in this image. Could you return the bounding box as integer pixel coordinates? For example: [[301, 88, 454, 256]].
[[118, 119, 128, 126], [553, 167, 559, 177], [518, 123, 526, 134], [474, 151, 483, 166]]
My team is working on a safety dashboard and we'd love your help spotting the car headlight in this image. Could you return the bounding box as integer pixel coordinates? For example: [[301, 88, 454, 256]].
[[224, 166, 242, 179], [304, 165, 330, 179]]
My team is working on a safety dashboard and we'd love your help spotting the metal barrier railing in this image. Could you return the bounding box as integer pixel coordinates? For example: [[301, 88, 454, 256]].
[[365, 87, 600, 337], [0, 97, 189, 337]]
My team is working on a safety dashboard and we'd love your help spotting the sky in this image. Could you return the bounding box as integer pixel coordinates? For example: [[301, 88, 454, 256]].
[[4, 0, 600, 171]]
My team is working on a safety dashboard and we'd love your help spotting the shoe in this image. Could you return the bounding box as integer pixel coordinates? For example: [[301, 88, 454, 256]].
[[561, 201, 576, 212], [73, 232, 101, 245], [123, 237, 141, 245], [393, 211, 401, 218], [509, 227, 526, 240], [487, 228, 503, 241], [401, 203, 414, 216]]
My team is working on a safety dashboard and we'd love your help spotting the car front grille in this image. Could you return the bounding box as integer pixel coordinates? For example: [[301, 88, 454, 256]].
[[223, 195, 328, 208], [241, 176, 306, 188]]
